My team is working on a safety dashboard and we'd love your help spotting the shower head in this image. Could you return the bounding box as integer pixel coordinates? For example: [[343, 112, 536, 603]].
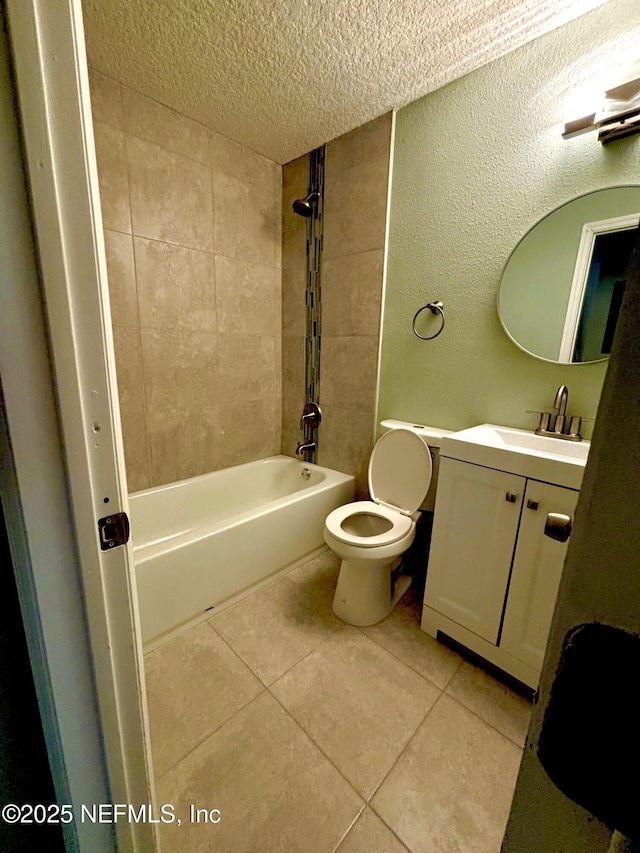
[[292, 191, 318, 217]]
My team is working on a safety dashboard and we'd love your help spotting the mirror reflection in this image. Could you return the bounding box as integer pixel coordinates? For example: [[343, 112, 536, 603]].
[[498, 187, 640, 364]]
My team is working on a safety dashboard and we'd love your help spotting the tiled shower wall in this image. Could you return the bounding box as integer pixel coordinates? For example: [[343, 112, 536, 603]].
[[282, 115, 393, 496], [89, 71, 282, 491]]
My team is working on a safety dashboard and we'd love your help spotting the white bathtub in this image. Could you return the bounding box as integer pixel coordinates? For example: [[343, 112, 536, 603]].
[[129, 455, 354, 643]]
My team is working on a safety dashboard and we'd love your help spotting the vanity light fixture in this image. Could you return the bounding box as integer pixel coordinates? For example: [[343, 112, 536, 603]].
[[563, 77, 640, 144]]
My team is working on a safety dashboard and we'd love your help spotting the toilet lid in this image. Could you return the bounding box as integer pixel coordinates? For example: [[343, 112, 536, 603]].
[[369, 428, 433, 514]]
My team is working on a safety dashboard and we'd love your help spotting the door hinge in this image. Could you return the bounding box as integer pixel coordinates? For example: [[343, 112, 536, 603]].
[[98, 512, 130, 550]]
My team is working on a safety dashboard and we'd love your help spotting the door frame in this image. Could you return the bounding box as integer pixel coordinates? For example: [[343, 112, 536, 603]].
[[3, 2, 154, 850]]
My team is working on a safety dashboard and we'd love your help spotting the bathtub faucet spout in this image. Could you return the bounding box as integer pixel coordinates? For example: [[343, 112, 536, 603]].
[[296, 441, 316, 456]]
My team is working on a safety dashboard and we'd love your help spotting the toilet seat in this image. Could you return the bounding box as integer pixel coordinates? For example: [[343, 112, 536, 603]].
[[325, 501, 413, 548], [325, 427, 433, 550]]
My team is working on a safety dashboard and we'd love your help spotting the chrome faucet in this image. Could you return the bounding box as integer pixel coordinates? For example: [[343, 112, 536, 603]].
[[296, 441, 316, 456], [533, 385, 583, 441], [553, 384, 568, 433]]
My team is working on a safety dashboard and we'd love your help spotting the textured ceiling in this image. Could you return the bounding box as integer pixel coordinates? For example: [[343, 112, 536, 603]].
[[82, 0, 612, 164]]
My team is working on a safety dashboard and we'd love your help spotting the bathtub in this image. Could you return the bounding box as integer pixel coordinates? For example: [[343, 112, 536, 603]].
[[129, 455, 354, 643]]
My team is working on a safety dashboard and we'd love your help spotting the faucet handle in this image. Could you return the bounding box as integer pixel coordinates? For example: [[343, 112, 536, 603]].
[[527, 410, 552, 432], [300, 402, 322, 429], [568, 416, 582, 437]]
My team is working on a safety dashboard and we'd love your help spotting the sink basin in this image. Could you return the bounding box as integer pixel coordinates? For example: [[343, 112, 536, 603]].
[[440, 424, 589, 490]]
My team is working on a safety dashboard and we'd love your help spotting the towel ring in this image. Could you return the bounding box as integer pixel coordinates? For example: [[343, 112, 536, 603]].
[[412, 301, 445, 340]]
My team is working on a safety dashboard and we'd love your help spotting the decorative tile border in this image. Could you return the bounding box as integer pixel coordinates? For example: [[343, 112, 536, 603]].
[[303, 146, 325, 463]]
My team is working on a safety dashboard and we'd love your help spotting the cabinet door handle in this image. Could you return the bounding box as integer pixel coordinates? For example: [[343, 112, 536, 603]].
[[544, 512, 572, 542], [527, 500, 539, 511], [505, 492, 518, 503]]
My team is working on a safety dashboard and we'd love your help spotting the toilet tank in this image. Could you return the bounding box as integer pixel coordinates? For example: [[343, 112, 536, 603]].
[[379, 419, 453, 512]]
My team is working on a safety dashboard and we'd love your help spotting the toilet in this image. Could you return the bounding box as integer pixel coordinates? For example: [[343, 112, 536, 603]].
[[324, 421, 448, 626]]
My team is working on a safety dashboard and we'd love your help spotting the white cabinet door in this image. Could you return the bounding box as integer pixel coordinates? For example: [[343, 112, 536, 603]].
[[500, 481, 579, 671], [424, 457, 525, 644]]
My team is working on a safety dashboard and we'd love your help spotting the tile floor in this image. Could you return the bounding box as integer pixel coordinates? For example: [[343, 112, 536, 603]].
[[145, 550, 532, 853]]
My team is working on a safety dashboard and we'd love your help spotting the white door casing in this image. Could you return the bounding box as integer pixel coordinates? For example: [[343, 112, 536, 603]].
[[5, 2, 155, 850]]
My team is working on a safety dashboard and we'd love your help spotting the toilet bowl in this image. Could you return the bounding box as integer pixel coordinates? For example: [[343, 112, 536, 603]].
[[324, 423, 444, 626]]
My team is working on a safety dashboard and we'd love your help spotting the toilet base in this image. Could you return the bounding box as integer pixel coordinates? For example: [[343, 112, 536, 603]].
[[332, 555, 412, 626]]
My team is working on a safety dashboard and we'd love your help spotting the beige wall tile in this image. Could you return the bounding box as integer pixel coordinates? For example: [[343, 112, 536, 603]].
[[211, 130, 280, 193], [111, 326, 150, 492], [282, 336, 306, 456], [121, 86, 210, 165], [134, 237, 215, 330], [140, 326, 218, 414], [126, 134, 213, 252], [323, 158, 389, 260], [322, 249, 384, 337], [217, 334, 278, 402], [320, 336, 379, 413], [215, 256, 280, 337], [93, 85, 284, 488], [93, 121, 131, 234], [325, 113, 393, 181], [147, 414, 221, 487], [104, 230, 137, 327], [282, 154, 310, 251], [283, 154, 310, 208], [282, 335, 306, 393], [282, 263, 306, 337], [282, 223, 307, 276], [318, 405, 374, 498], [217, 398, 281, 469], [140, 327, 220, 484], [212, 172, 280, 267], [88, 70, 123, 129]]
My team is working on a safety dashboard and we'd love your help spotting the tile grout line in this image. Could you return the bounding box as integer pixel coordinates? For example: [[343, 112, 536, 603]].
[[354, 621, 464, 693], [101, 224, 282, 272], [153, 687, 268, 785], [441, 689, 530, 750], [120, 121, 154, 488], [150, 620, 268, 781], [153, 612, 369, 845], [263, 624, 441, 811], [365, 689, 447, 834], [266, 683, 367, 808], [357, 622, 529, 749], [205, 578, 345, 689]]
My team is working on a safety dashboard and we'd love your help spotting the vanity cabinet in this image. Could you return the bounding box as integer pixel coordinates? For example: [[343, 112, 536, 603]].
[[422, 456, 579, 687]]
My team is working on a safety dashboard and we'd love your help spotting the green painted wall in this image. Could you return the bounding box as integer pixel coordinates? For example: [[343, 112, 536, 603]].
[[378, 0, 640, 437]]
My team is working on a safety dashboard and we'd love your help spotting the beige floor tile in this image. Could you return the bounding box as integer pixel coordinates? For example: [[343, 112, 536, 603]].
[[445, 661, 533, 747], [145, 622, 262, 777], [271, 627, 440, 799], [336, 807, 409, 853], [209, 577, 343, 684], [372, 694, 522, 853], [157, 692, 364, 853], [361, 598, 463, 689]]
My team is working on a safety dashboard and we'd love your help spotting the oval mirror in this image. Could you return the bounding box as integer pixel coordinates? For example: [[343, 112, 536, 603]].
[[498, 186, 640, 364]]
